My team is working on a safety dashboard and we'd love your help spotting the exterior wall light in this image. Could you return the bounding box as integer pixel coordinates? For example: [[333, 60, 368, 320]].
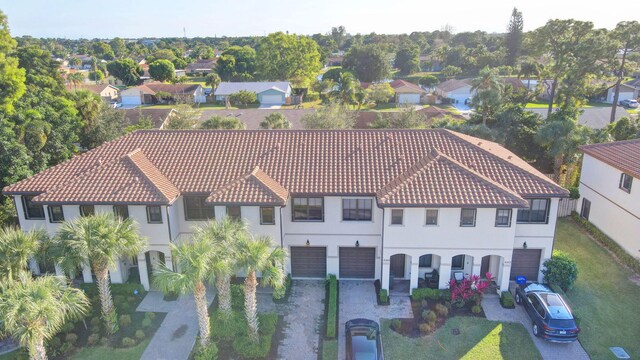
[[523, 241, 528, 249], [306, 240, 310, 247], [356, 240, 360, 247]]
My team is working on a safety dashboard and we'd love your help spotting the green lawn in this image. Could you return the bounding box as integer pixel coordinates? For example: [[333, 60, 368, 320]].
[[321, 339, 338, 360], [182, 76, 207, 87], [71, 339, 151, 360], [555, 218, 640, 359], [381, 317, 540, 360]]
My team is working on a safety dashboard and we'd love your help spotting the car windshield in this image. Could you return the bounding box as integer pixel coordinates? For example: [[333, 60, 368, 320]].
[[350, 328, 378, 360], [539, 293, 573, 319]]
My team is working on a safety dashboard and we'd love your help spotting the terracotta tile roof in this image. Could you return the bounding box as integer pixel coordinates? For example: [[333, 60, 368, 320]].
[[65, 84, 119, 95], [436, 79, 473, 93], [389, 80, 426, 94], [31, 149, 179, 205], [121, 108, 175, 129], [3, 130, 568, 206], [580, 139, 640, 179], [377, 149, 529, 207], [207, 167, 289, 205]]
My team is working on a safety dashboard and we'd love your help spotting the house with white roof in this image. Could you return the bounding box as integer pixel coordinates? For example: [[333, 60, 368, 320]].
[[214, 82, 292, 106]]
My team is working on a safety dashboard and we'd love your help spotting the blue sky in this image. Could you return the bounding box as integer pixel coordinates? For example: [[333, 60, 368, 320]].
[[2, 0, 639, 39]]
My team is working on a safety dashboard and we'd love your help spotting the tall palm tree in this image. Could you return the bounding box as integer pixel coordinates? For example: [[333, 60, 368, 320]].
[[0, 227, 48, 281], [192, 218, 245, 319], [66, 72, 85, 90], [53, 213, 144, 334], [330, 72, 360, 106], [518, 60, 541, 92], [0, 273, 89, 360], [235, 234, 286, 342], [153, 237, 215, 347]]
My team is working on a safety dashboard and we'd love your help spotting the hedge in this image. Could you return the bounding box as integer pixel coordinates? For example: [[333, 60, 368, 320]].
[[571, 213, 640, 274], [500, 291, 515, 309], [326, 275, 338, 339], [411, 288, 450, 302]]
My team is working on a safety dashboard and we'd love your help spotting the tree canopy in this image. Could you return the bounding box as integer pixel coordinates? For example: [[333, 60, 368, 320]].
[[106, 58, 143, 86], [343, 44, 391, 82], [149, 59, 175, 82], [256, 32, 322, 85]]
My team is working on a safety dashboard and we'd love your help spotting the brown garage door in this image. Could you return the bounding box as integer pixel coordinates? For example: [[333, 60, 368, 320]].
[[510, 249, 542, 281], [290, 247, 326, 278], [339, 247, 376, 279]]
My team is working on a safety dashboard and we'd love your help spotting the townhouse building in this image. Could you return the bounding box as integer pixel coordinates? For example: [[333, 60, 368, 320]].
[[3, 129, 567, 294]]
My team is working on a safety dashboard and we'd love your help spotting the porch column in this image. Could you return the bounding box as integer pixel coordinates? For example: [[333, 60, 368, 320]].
[[164, 254, 174, 273], [381, 257, 391, 291], [82, 264, 93, 283], [409, 260, 420, 295], [54, 264, 64, 277], [472, 261, 482, 278], [500, 258, 511, 291], [438, 262, 452, 289], [138, 254, 150, 291]]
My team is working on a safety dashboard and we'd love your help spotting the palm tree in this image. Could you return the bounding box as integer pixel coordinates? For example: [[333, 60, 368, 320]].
[[235, 234, 286, 342], [330, 72, 360, 106], [53, 213, 144, 334], [66, 72, 85, 90], [0, 273, 89, 360], [518, 60, 541, 92], [0, 227, 48, 281], [153, 237, 215, 347], [205, 73, 221, 89]]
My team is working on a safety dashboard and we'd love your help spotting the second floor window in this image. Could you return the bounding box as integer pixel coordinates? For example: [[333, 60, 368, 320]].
[[184, 196, 215, 221], [495, 209, 512, 227], [227, 206, 241, 220], [79, 205, 95, 217], [425, 209, 439, 226], [146, 206, 162, 223], [48, 205, 64, 223], [113, 205, 129, 219], [292, 197, 323, 221], [342, 199, 372, 221], [517, 199, 550, 224], [620, 173, 633, 193], [390, 209, 404, 225], [460, 208, 477, 227], [260, 207, 275, 225], [22, 196, 45, 220]]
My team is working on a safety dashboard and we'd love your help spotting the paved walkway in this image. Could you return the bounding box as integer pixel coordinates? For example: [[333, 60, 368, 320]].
[[482, 292, 589, 360], [138, 288, 215, 360], [338, 281, 413, 360]]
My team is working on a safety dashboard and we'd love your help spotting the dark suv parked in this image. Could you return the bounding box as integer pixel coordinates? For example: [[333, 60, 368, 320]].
[[515, 283, 580, 342]]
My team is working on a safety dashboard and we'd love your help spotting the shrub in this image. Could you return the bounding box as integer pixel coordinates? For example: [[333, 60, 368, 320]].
[[118, 302, 131, 313], [471, 305, 482, 314], [390, 319, 402, 332], [135, 330, 146, 340], [422, 310, 437, 324], [419, 323, 434, 334], [421, 299, 429, 308], [273, 274, 292, 301], [211, 311, 245, 341], [145, 312, 156, 321], [411, 288, 440, 301], [571, 213, 640, 274], [64, 333, 78, 344], [121, 337, 136, 347], [142, 318, 152, 328], [87, 334, 100, 346], [49, 337, 62, 349], [119, 314, 132, 328], [127, 296, 137, 304], [90, 316, 101, 327], [90, 325, 101, 334], [258, 313, 279, 335], [379, 289, 388, 304], [60, 321, 74, 334], [305, 92, 320, 102], [195, 342, 219, 360], [500, 291, 515, 309], [232, 334, 271, 358], [114, 295, 126, 306], [449, 273, 493, 307], [567, 187, 580, 199], [542, 250, 578, 291], [326, 274, 338, 339], [231, 284, 245, 310], [434, 303, 449, 317], [99, 337, 109, 346]]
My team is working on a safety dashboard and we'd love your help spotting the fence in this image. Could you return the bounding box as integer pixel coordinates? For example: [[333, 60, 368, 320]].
[[557, 198, 578, 217]]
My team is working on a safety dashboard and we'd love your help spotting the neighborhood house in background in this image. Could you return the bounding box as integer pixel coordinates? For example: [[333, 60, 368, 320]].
[[214, 82, 293, 106]]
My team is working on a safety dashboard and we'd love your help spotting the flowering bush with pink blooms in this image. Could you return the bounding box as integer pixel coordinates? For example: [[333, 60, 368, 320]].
[[448, 272, 494, 308]]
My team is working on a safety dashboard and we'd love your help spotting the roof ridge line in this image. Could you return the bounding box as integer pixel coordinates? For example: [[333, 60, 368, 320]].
[[123, 149, 173, 203], [376, 149, 440, 200], [210, 166, 288, 203]]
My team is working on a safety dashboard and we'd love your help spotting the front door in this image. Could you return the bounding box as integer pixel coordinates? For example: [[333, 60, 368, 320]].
[[390, 254, 405, 278], [480, 256, 490, 278]]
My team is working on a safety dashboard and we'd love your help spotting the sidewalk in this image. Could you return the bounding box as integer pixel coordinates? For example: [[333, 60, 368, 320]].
[[138, 288, 215, 360]]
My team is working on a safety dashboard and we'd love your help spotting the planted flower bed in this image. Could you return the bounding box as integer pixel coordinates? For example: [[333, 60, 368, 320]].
[[390, 274, 492, 337]]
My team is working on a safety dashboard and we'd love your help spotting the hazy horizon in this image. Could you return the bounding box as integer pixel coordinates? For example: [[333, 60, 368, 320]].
[[2, 0, 639, 39]]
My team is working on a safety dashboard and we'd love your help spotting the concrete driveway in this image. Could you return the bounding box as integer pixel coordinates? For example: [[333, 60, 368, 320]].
[[338, 281, 413, 360], [482, 293, 589, 360]]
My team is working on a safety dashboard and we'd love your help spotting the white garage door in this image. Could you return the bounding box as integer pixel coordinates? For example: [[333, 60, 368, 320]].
[[261, 94, 284, 105], [609, 92, 634, 103], [398, 94, 421, 104], [121, 95, 141, 106]]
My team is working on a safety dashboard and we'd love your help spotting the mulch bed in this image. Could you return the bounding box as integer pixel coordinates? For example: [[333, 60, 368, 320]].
[[390, 299, 486, 338]]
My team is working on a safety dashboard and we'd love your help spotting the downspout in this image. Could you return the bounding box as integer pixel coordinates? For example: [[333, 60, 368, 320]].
[[380, 204, 385, 284], [279, 205, 284, 249], [165, 203, 175, 272], [12, 196, 21, 229]]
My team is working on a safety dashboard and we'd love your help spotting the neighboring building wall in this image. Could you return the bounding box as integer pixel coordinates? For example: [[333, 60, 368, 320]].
[[397, 93, 421, 104], [579, 155, 640, 258]]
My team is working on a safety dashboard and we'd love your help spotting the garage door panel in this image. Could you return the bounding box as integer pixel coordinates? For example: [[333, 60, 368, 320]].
[[290, 247, 326, 278], [510, 249, 542, 281], [339, 247, 375, 279], [261, 95, 284, 105]]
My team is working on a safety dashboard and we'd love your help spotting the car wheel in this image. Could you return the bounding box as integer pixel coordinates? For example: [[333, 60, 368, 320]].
[[515, 293, 521, 305], [532, 323, 539, 337]]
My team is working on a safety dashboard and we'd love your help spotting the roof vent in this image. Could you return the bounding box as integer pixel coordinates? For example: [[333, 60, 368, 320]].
[[477, 141, 483, 146], [97, 159, 102, 166], [507, 155, 513, 160], [134, 177, 139, 183]]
